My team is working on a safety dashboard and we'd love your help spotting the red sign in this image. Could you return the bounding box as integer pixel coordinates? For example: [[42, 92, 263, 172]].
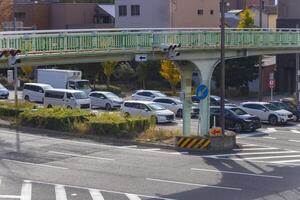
[[269, 80, 275, 89], [209, 127, 222, 136]]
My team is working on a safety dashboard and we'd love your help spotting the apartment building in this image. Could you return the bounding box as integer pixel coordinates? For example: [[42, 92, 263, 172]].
[[227, 0, 275, 10], [115, 0, 220, 28]]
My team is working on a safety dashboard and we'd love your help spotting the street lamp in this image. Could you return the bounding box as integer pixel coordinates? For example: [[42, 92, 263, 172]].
[[220, 0, 226, 135]]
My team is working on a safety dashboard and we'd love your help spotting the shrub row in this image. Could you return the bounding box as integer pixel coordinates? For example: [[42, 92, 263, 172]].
[[0, 101, 35, 117], [93, 85, 122, 95]]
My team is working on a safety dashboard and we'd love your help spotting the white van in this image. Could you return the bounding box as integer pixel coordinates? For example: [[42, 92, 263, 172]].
[[44, 89, 91, 109], [23, 83, 53, 103]]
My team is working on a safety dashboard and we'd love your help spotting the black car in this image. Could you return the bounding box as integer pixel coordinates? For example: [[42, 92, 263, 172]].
[[210, 106, 261, 133], [271, 101, 300, 121], [192, 95, 232, 106]]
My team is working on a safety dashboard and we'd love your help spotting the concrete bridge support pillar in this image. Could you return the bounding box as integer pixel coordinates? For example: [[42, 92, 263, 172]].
[[191, 59, 219, 136]]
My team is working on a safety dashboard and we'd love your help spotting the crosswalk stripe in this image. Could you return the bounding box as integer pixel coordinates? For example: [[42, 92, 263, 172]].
[[21, 180, 32, 200], [203, 150, 297, 157], [89, 189, 105, 200], [239, 154, 300, 160], [271, 159, 300, 164], [0, 195, 21, 198], [289, 140, 300, 143], [233, 147, 279, 151], [55, 185, 67, 200], [261, 128, 277, 133], [125, 193, 142, 200], [291, 130, 300, 134]]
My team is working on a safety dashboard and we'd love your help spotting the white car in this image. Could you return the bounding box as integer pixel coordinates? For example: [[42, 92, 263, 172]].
[[23, 83, 53, 103], [89, 91, 124, 110], [240, 102, 294, 125], [153, 97, 199, 118], [131, 90, 166, 101], [121, 100, 175, 123]]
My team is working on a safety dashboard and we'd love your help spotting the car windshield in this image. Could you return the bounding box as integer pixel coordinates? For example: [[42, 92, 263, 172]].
[[105, 92, 119, 99], [76, 81, 91, 90], [273, 102, 289, 110], [44, 86, 53, 90], [73, 92, 89, 99], [265, 103, 280, 111], [230, 108, 248, 115], [148, 103, 165, 111], [153, 92, 166, 97]]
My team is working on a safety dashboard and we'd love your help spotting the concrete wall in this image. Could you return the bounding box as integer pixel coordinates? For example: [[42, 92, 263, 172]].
[[278, 0, 300, 19], [115, 0, 170, 28], [268, 14, 277, 29], [227, 0, 275, 9], [172, 0, 219, 28]]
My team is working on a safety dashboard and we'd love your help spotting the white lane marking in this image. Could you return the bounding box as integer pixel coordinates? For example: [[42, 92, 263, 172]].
[[237, 154, 300, 160], [89, 189, 105, 200], [116, 145, 137, 149], [237, 132, 266, 138], [125, 193, 142, 200], [141, 148, 161, 152], [203, 150, 298, 158], [291, 130, 300, 134], [271, 159, 300, 164], [55, 185, 67, 200], [191, 168, 283, 179], [289, 140, 300, 143], [30, 179, 176, 200], [240, 144, 261, 147], [20, 180, 32, 200], [2, 159, 68, 170], [233, 147, 279, 151], [264, 128, 277, 133], [262, 136, 277, 140], [0, 195, 21, 198], [48, 151, 114, 161], [146, 178, 242, 191]]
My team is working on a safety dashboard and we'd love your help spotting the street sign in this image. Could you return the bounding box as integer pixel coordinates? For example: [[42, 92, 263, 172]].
[[209, 127, 222, 136], [135, 54, 147, 62], [195, 84, 209, 101], [269, 79, 275, 88]]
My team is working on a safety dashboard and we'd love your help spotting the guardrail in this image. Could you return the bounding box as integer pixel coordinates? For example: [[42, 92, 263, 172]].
[[0, 28, 300, 55]]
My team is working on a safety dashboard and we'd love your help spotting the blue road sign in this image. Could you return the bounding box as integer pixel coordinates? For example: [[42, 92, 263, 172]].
[[195, 84, 209, 101]]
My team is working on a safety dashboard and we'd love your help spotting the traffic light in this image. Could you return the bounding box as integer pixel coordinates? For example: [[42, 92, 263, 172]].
[[160, 43, 181, 59], [6, 49, 22, 66], [0, 50, 10, 58]]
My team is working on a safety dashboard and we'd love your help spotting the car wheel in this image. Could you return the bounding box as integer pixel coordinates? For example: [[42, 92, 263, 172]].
[[234, 122, 242, 133], [47, 104, 52, 108], [269, 115, 278, 125], [24, 95, 30, 101], [176, 109, 183, 118], [105, 103, 111, 111]]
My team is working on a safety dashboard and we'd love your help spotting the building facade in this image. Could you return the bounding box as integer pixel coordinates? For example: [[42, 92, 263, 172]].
[[276, 0, 300, 93], [115, 0, 220, 28], [227, 0, 275, 10]]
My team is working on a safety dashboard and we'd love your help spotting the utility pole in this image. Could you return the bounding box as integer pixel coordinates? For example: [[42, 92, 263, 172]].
[[296, 24, 300, 105], [258, 0, 264, 101], [220, 0, 226, 135], [13, 17, 18, 108]]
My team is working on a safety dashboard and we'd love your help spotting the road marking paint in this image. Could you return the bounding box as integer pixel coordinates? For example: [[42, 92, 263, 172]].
[[262, 136, 277, 140], [291, 130, 300, 134], [237, 132, 266, 138], [146, 178, 242, 191], [191, 168, 283, 179], [0, 195, 21, 198], [203, 150, 297, 157], [233, 147, 279, 151], [55, 185, 67, 200], [240, 144, 261, 147], [30, 179, 176, 200], [89, 189, 105, 200], [236, 155, 300, 160], [48, 151, 114, 161], [271, 159, 300, 164], [141, 148, 161, 152], [289, 140, 300, 143], [125, 193, 142, 200], [2, 159, 68, 170], [116, 145, 137, 149], [20, 180, 32, 200]]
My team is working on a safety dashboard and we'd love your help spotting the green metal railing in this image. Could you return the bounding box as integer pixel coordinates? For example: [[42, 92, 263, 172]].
[[1, 28, 300, 55]]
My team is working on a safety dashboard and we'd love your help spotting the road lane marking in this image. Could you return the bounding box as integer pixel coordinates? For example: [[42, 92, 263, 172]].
[[0, 195, 21, 198], [237, 132, 266, 138], [2, 159, 68, 170], [146, 178, 242, 191], [289, 140, 300, 143], [30, 179, 176, 200], [116, 145, 137, 149], [55, 185, 67, 200], [48, 151, 114, 161], [233, 147, 279, 151], [125, 193, 142, 200], [89, 189, 105, 200], [141, 148, 161, 152], [291, 130, 300, 134], [239, 155, 300, 160], [262, 136, 277, 140], [271, 159, 300, 164], [191, 168, 283, 179], [240, 144, 261, 147], [203, 150, 298, 157], [20, 180, 32, 200]]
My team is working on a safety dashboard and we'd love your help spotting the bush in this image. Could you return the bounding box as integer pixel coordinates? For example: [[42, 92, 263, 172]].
[[0, 101, 35, 117], [93, 85, 122, 95]]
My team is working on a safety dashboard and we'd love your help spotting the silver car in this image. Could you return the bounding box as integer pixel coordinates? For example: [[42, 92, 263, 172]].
[[89, 91, 124, 110]]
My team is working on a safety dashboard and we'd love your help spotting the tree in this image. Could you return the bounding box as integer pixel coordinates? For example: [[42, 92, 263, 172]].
[[238, 8, 255, 28], [21, 66, 33, 78], [160, 60, 181, 96], [103, 61, 117, 87], [114, 62, 135, 84]]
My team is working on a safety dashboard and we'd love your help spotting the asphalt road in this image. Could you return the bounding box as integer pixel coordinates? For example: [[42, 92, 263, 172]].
[[0, 124, 300, 200]]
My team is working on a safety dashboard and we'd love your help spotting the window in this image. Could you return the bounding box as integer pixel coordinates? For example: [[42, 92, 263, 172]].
[[131, 5, 140, 16], [197, 9, 203, 15], [210, 10, 214, 15], [119, 5, 127, 16], [15, 12, 26, 19], [45, 91, 64, 99], [67, 93, 73, 99]]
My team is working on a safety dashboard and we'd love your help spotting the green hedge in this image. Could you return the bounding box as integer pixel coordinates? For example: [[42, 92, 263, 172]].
[[93, 85, 122, 95], [0, 101, 35, 117]]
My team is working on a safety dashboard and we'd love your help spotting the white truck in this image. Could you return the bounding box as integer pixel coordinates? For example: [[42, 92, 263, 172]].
[[37, 69, 92, 94]]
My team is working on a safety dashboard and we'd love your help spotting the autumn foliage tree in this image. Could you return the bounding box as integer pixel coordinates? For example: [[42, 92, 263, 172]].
[[0, 0, 13, 31], [238, 8, 255, 28], [160, 60, 181, 96], [103, 61, 117, 88]]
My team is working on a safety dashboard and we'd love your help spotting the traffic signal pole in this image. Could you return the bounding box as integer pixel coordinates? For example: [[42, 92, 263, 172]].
[[220, 0, 226, 135]]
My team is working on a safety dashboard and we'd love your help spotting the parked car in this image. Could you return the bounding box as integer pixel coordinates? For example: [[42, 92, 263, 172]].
[[132, 90, 166, 101], [153, 97, 199, 118], [240, 102, 293, 125], [121, 100, 175, 123], [271, 101, 299, 121], [23, 83, 53, 103], [0, 83, 9, 99], [210, 106, 261, 133], [44, 89, 91, 109], [192, 95, 232, 106], [89, 91, 123, 110]]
